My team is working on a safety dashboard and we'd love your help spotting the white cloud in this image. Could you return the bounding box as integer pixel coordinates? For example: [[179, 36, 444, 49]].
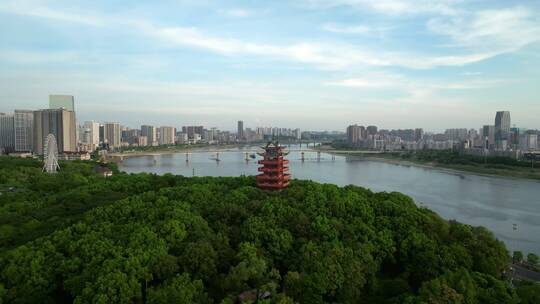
[[147, 25, 501, 69], [305, 0, 460, 16], [326, 72, 506, 94], [463, 71, 483, 76], [321, 23, 371, 34], [325, 73, 403, 88], [221, 8, 253, 18], [1, 1, 538, 71], [0, 1, 103, 26], [427, 7, 540, 53]]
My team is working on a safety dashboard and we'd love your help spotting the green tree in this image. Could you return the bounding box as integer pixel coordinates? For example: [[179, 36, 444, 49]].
[[147, 273, 208, 304], [152, 255, 179, 282], [527, 253, 539, 265], [516, 281, 540, 304], [513, 251, 524, 263], [0, 158, 530, 303]]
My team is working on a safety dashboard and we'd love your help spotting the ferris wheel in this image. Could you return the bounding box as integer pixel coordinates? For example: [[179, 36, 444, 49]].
[[43, 134, 60, 173]]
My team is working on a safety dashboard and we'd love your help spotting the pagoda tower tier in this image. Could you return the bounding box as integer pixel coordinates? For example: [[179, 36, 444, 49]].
[[256, 141, 290, 190]]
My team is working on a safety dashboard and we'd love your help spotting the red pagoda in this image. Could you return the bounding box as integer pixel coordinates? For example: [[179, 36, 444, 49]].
[[256, 141, 290, 190]]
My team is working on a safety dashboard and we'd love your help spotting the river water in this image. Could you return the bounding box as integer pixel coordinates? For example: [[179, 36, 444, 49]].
[[118, 146, 540, 255]]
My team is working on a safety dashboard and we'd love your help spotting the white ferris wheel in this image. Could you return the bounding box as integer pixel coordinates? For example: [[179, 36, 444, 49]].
[[43, 134, 60, 173]]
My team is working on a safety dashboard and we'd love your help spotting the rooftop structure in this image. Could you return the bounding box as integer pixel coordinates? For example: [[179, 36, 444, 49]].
[[93, 165, 113, 177], [49, 95, 75, 111]]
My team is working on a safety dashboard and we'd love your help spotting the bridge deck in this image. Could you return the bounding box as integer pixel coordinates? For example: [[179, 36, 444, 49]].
[[108, 149, 382, 158]]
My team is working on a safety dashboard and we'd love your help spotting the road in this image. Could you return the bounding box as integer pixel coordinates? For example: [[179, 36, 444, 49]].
[[512, 264, 540, 283]]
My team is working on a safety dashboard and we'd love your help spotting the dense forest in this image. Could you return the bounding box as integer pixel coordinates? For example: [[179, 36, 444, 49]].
[[1, 157, 539, 303]]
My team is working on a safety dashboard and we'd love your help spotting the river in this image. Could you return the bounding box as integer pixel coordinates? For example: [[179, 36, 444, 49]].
[[118, 145, 540, 255]]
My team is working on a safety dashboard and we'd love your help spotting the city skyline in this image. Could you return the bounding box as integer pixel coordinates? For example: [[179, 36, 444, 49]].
[[1, 0, 540, 130], [0, 99, 536, 136]]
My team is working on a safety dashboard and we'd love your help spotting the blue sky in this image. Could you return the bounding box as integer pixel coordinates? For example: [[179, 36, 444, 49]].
[[1, 0, 539, 131]]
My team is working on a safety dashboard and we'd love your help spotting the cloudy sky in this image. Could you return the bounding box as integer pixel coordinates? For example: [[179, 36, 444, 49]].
[[1, 0, 539, 131]]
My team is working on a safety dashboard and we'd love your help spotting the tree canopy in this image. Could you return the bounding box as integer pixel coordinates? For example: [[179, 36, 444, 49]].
[[0, 157, 537, 303]]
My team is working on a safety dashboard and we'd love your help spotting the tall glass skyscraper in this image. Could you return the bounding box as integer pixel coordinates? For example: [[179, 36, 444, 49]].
[[0, 113, 15, 153], [494, 111, 511, 140], [494, 111, 511, 150], [14, 110, 33, 152], [237, 120, 244, 140]]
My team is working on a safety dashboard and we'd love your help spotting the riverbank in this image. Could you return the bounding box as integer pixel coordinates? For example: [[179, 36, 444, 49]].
[[109, 142, 320, 159], [344, 152, 540, 181], [109, 144, 254, 158]]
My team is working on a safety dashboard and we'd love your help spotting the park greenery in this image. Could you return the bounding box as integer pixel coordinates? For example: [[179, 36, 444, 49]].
[[331, 145, 540, 180], [1, 156, 539, 303], [383, 150, 540, 180]]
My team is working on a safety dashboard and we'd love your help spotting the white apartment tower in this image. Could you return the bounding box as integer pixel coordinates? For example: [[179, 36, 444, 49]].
[[159, 126, 176, 145]]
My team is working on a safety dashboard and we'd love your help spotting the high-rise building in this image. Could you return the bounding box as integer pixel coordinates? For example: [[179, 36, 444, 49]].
[[0, 113, 15, 153], [494, 111, 511, 147], [141, 125, 157, 146], [78, 125, 91, 150], [159, 126, 176, 145], [136, 136, 148, 146], [176, 132, 188, 144], [237, 121, 244, 140], [482, 125, 495, 149], [182, 126, 204, 140], [445, 128, 468, 141], [346, 125, 362, 145], [104, 122, 121, 148], [293, 128, 301, 140], [122, 128, 140, 145], [414, 128, 424, 142], [391, 129, 415, 141], [49, 95, 75, 111], [520, 132, 538, 151], [33, 109, 77, 155], [83, 121, 100, 151], [14, 110, 33, 152], [366, 126, 378, 136], [204, 127, 219, 143], [99, 124, 104, 144]]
